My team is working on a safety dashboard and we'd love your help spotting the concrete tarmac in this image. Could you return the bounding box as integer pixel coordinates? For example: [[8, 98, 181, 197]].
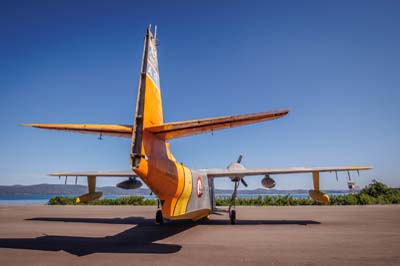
[[0, 205, 399, 266]]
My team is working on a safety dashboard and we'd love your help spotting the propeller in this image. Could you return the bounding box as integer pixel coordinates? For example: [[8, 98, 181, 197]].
[[227, 154, 248, 187], [237, 154, 243, 164], [237, 154, 248, 186]]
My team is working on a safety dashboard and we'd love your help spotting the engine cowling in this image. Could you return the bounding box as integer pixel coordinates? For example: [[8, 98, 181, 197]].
[[227, 162, 246, 182], [117, 177, 142, 190], [261, 175, 276, 189]]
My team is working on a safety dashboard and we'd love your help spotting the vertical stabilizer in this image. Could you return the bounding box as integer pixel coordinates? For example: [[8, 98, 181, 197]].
[[131, 26, 164, 168]]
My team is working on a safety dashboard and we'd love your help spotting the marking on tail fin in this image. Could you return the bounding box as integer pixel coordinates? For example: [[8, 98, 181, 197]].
[[147, 37, 160, 89]]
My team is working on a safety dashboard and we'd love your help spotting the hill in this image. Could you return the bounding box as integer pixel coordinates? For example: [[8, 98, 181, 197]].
[[0, 184, 353, 196]]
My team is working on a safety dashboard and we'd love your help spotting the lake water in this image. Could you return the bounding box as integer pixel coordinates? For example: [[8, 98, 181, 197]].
[[0, 193, 349, 205]]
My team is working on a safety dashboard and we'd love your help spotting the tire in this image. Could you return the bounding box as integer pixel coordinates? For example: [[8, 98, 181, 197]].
[[230, 210, 236, 225], [156, 210, 164, 225]]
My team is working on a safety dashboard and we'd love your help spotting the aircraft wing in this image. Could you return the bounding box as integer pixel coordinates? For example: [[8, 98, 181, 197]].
[[145, 109, 289, 140], [23, 124, 132, 138], [205, 166, 372, 178], [49, 171, 136, 177]]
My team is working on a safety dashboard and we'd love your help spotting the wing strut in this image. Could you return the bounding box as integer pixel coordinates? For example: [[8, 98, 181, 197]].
[[312, 171, 320, 190], [309, 171, 330, 204]]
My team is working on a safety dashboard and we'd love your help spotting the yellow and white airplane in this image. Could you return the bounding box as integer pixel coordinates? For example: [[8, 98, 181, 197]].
[[25, 26, 371, 224]]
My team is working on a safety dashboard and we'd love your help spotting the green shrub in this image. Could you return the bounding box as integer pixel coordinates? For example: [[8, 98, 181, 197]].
[[329, 194, 358, 205], [48, 195, 157, 206], [357, 193, 376, 205], [48, 181, 400, 206], [48, 196, 77, 205], [361, 180, 390, 197]]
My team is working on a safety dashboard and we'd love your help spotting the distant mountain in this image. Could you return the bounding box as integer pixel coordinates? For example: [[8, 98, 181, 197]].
[[0, 184, 150, 196], [0, 184, 353, 196]]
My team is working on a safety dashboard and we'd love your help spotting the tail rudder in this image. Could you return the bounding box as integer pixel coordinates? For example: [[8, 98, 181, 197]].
[[131, 26, 164, 168], [143, 26, 163, 127]]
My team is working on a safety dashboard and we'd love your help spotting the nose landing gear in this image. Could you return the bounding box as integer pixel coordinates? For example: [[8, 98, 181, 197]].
[[229, 209, 236, 225], [228, 181, 240, 224]]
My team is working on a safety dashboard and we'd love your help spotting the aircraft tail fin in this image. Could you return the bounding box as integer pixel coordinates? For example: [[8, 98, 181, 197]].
[[131, 26, 164, 168]]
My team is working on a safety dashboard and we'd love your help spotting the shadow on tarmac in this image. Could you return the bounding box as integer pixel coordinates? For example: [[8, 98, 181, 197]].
[[0, 216, 320, 256]]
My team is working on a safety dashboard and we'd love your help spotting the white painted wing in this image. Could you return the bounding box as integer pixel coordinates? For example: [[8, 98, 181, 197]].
[[205, 166, 372, 178], [49, 171, 136, 177]]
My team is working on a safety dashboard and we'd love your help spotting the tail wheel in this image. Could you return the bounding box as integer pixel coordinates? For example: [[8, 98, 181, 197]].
[[229, 210, 236, 225], [156, 210, 164, 225]]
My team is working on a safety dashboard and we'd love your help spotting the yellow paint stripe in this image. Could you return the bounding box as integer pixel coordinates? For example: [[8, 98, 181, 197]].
[[173, 166, 192, 216], [169, 209, 210, 221], [170, 163, 185, 216]]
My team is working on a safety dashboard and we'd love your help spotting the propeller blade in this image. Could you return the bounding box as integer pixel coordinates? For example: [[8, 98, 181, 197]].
[[240, 178, 248, 187], [237, 154, 243, 164]]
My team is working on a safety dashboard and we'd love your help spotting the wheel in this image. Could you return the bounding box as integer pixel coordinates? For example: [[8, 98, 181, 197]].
[[229, 210, 236, 225], [156, 209, 164, 225]]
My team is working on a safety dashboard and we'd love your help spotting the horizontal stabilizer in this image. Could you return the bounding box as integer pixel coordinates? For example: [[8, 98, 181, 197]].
[[146, 109, 289, 140], [23, 124, 132, 138], [23, 109, 288, 140]]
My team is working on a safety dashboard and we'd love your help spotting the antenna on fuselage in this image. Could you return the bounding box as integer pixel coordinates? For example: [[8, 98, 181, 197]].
[[154, 25, 160, 46]]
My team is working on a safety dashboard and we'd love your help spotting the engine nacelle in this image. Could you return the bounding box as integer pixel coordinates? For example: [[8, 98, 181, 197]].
[[227, 162, 246, 182], [261, 175, 276, 189], [117, 178, 142, 190]]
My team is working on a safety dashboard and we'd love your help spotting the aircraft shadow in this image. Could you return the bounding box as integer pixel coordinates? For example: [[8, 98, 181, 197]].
[[203, 219, 320, 225], [0, 216, 320, 256], [0, 216, 192, 256], [27, 216, 320, 226]]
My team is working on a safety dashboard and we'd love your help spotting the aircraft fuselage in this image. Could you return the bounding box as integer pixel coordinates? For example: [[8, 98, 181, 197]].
[[133, 131, 212, 221]]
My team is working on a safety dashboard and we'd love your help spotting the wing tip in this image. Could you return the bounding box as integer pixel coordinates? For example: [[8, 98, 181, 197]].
[[21, 123, 47, 128], [49, 173, 60, 176], [279, 109, 290, 116]]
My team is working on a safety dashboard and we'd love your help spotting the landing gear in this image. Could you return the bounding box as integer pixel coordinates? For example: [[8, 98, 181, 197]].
[[229, 209, 236, 225], [155, 199, 164, 224], [228, 181, 240, 225], [156, 209, 164, 225]]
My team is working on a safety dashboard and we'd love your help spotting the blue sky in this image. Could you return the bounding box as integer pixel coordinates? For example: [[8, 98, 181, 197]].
[[0, 0, 399, 190]]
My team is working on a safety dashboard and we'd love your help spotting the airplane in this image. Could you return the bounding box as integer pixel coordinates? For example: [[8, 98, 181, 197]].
[[24, 26, 371, 224]]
